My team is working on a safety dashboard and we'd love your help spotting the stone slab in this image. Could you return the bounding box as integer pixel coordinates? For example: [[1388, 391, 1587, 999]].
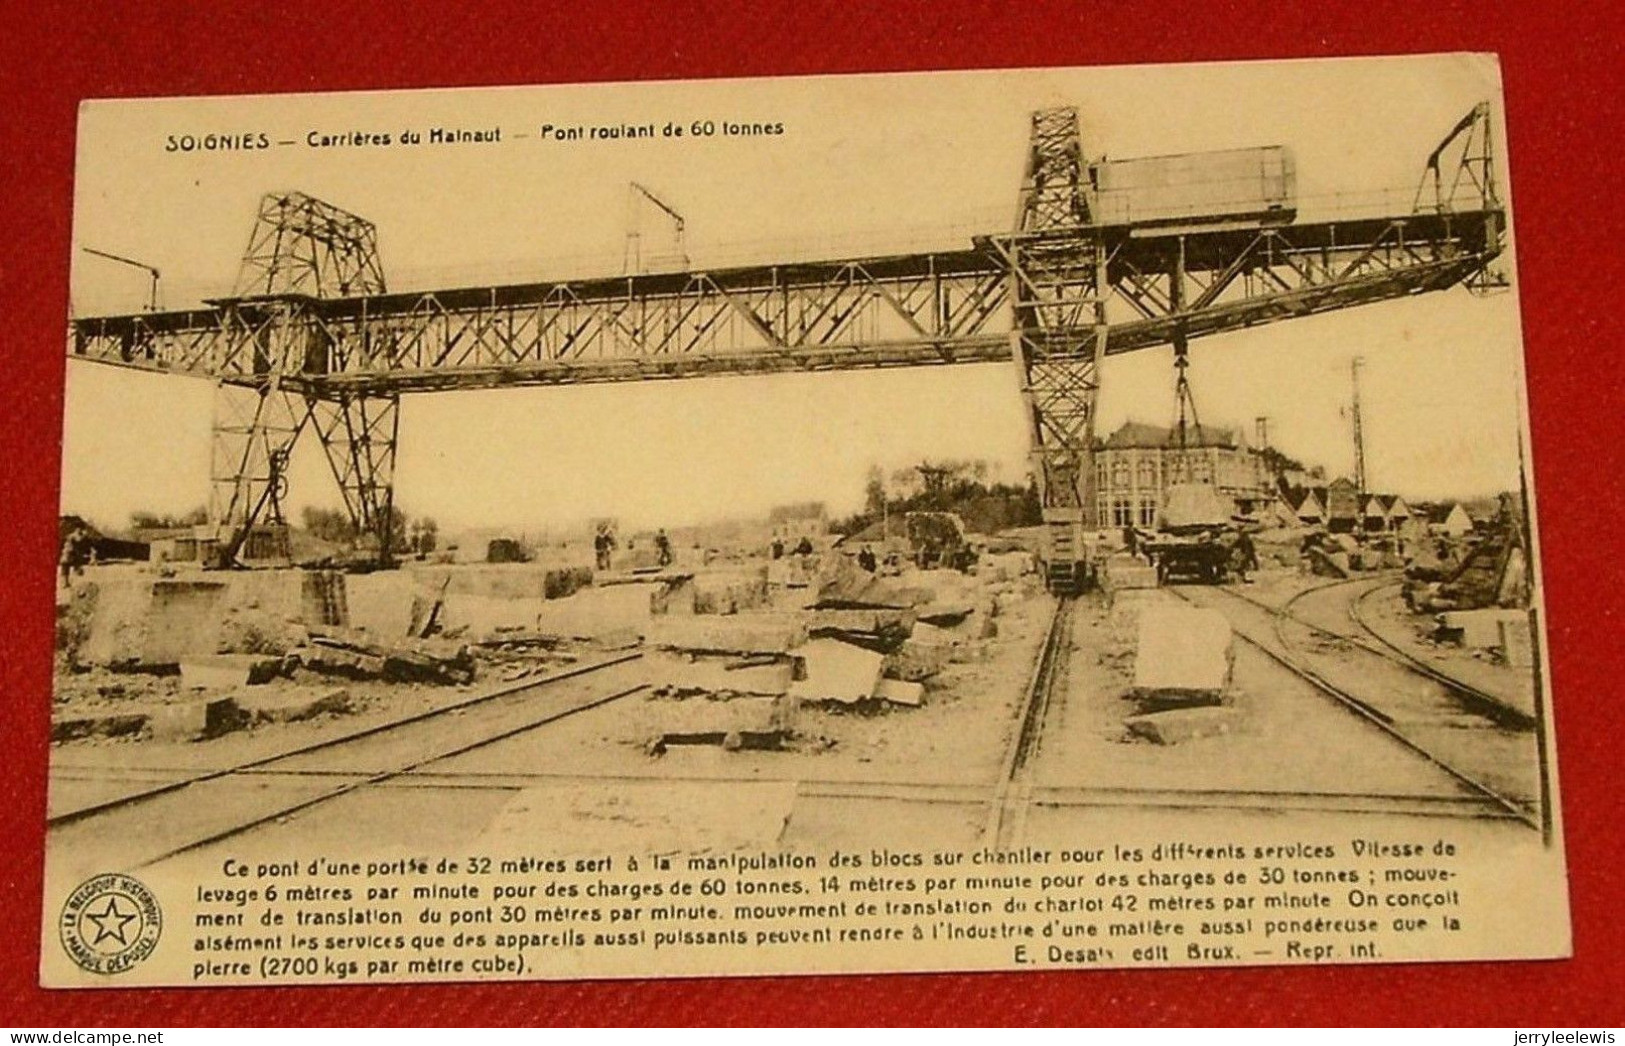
[[50, 709, 149, 742], [638, 691, 797, 737], [179, 654, 283, 691], [237, 686, 353, 723], [872, 678, 925, 707], [408, 563, 595, 601], [685, 567, 772, 615], [1133, 605, 1233, 698], [1499, 617, 1534, 668], [882, 622, 955, 682], [1440, 608, 1528, 650], [789, 638, 885, 704], [533, 583, 660, 641], [147, 696, 245, 741], [644, 651, 796, 696], [915, 602, 974, 626], [345, 570, 419, 638], [1104, 555, 1159, 594], [1125, 705, 1244, 745], [644, 614, 807, 655]]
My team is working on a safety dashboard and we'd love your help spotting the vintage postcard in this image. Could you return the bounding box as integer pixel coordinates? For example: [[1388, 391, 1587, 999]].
[[45, 54, 1567, 987]]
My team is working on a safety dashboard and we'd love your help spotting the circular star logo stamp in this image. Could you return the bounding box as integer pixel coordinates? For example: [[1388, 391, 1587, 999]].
[[59, 873, 162, 975]]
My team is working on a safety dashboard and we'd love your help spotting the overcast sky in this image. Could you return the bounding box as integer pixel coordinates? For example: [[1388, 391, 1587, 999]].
[[61, 54, 1530, 535]]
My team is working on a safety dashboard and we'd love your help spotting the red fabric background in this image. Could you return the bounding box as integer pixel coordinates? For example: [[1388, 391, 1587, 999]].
[[2, 0, 1621, 1026]]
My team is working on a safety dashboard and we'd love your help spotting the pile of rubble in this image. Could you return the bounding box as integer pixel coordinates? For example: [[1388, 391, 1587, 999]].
[[635, 552, 1031, 753], [52, 570, 484, 744], [50, 546, 1040, 751], [52, 652, 358, 743]]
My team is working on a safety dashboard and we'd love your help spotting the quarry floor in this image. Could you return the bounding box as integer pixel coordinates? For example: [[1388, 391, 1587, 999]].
[[46, 560, 1546, 877]]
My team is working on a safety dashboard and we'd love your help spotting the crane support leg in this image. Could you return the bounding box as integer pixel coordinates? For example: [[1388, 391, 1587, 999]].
[[208, 381, 306, 566], [1002, 106, 1109, 594], [308, 393, 401, 567]]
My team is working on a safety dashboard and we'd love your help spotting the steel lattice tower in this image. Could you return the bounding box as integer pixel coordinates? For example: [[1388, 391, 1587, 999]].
[[207, 193, 398, 565]]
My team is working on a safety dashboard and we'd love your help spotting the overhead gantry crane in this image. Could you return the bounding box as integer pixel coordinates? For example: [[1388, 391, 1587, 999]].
[[67, 102, 1504, 588]]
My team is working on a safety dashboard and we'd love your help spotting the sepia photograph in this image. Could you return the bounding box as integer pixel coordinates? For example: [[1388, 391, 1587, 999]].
[[42, 54, 1568, 987]]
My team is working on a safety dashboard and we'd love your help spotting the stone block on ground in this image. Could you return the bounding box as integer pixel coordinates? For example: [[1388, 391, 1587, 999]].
[[685, 567, 771, 615], [644, 614, 807, 655], [1106, 588, 1157, 645], [1132, 605, 1233, 703], [813, 554, 915, 608], [872, 678, 925, 707], [789, 638, 885, 705], [915, 602, 974, 626], [1499, 617, 1534, 668], [408, 562, 595, 601], [1125, 705, 1243, 745], [882, 622, 955, 682], [294, 631, 474, 684], [587, 626, 643, 651], [345, 570, 418, 638], [1104, 554, 1159, 595], [216, 570, 346, 654], [639, 690, 797, 738], [1440, 608, 1528, 650], [50, 708, 150, 742], [237, 686, 353, 723], [973, 551, 1034, 583], [294, 642, 386, 677], [1308, 548, 1350, 579], [534, 583, 660, 641], [805, 607, 916, 650], [435, 595, 550, 636], [147, 696, 245, 741], [644, 651, 795, 696], [650, 578, 693, 615], [179, 654, 283, 691], [78, 576, 228, 667]]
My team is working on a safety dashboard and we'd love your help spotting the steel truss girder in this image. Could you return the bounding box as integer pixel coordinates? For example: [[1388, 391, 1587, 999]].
[[68, 207, 1500, 398], [71, 252, 1013, 391]]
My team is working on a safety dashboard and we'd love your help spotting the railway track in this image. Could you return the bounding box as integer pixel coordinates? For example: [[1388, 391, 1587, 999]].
[[48, 652, 648, 871], [1217, 575, 1533, 729], [983, 594, 1075, 849], [1173, 583, 1539, 830], [1347, 579, 1536, 728]]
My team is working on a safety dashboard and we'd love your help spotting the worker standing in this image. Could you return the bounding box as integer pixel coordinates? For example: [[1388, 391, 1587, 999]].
[[593, 527, 616, 571], [60, 527, 89, 588], [655, 528, 673, 567], [1233, 529, 1259, 583]]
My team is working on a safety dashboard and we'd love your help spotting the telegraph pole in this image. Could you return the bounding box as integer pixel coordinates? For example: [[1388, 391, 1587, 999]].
[[1351, 356, 1367, 529]]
